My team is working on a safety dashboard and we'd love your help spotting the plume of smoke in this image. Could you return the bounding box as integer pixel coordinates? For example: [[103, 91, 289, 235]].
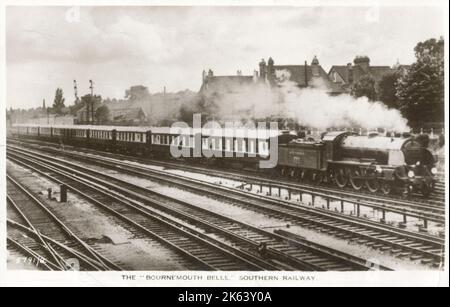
[[280, 79, 409, 131], [199, 70, 409, 132]]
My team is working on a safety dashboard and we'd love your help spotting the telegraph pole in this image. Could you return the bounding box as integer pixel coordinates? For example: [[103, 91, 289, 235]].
[[89, 79, 94, 124], [73, 80, 79, 104]]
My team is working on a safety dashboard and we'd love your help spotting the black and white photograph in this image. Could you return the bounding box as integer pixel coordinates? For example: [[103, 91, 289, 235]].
[[0, 0, 448, 288]]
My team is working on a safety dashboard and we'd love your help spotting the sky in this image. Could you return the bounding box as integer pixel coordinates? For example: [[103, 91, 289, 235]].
[[6, 4, 446, 109]]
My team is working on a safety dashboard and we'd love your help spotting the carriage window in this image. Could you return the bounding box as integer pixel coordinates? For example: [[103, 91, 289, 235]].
[[211, 138, 216, 150], [259, 141, 269, 155], [249, 140, 255, 154], [202, 138, 208, 150], [226, 139, 231, 151], [242, 140, 246, 152]]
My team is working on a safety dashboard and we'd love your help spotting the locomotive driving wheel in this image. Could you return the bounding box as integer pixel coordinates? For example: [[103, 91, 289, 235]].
[[349, 169, 364, 190], [334, 168, 348, 188], [365, 178, 380, 193]]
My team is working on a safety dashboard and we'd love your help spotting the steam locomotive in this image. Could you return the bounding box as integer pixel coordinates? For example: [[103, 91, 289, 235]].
[[9, 124, 437, 197]]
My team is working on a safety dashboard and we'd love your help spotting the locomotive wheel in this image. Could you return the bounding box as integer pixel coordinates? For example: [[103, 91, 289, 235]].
[[401, 185, 413, 198], [365, 178, 380, 193], [299, 170, 307, 182], [334, 168, 348, 188], [349, 169, 364, 190], [380, 182, 392, 195], [314, 172, 324, 184]]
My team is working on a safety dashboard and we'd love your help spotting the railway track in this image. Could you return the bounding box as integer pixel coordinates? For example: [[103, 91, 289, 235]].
[[8, 138, 445, 216], [8, 145, 445, 268], [7, 147, 382, 271], [7, 174, 122, 271], [7, 159, 274, 271], [7, 224, 61, 271]]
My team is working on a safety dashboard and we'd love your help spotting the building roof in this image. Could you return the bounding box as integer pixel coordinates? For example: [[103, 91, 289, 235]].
[[329, 58, 394, 86], [273, 64, 345, 94], [104, 103, 147, 122], [329, 65, 352, 84], [201, 75, 255, 93]]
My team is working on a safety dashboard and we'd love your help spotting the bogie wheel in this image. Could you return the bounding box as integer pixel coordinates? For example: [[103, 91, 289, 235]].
[[289, 169, 298, 179], [380, 182, 392, 195], [299, 170, 307, 182]]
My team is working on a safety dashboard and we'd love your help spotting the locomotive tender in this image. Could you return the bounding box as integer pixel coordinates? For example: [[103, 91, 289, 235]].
[[10, 124, 437, 197]]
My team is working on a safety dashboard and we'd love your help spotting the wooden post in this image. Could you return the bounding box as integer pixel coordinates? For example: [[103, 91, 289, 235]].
[[60, 185, 67, 202]]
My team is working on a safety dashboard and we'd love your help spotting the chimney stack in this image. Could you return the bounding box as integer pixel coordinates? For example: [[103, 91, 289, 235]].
[[259, 59, 267, 81], [311, 56, 320, 76], [354, 56, 370, 72], [304, 61, 308, 87]]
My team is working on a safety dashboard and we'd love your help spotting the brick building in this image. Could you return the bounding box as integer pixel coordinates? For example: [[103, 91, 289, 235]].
[[200, 56, 345, 96], [328, 56, 393, 92]]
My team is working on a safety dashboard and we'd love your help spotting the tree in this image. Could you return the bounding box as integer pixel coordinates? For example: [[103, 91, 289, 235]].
[[125, 85, 151, 102], [396, 37, 444, 125], [350, 75, 377, 101], [95, 105, 110, 124], [52, 88, 66, 115], [378, 70, 401, 109]]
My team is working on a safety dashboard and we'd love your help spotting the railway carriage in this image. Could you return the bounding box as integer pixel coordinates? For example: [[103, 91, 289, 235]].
[[204, 128, 279, 169], [114, 126, 150, 155], [150, 127, 178, 157], [9, 124, 437, 197]]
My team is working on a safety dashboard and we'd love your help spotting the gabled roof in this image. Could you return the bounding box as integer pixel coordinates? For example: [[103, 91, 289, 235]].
[[273, 64, 345, 94], [329, 64, 393, 85], [329, 65, 351, 83]]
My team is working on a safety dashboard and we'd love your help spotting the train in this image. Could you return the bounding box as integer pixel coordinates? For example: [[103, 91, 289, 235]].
[[9, 124, 437, 197]]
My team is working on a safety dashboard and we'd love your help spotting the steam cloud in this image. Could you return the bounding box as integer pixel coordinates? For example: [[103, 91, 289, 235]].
[[196, 69, 409, 132]]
